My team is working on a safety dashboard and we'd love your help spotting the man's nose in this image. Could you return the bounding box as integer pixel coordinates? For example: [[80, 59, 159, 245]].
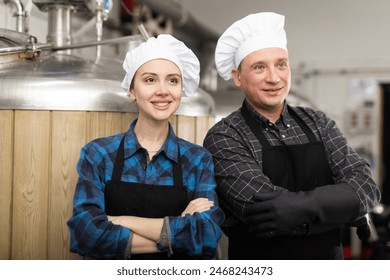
[[265, 68, 280, 84]]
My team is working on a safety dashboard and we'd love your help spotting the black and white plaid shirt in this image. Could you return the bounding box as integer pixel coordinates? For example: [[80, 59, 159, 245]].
[[204, 100, 380, 225]]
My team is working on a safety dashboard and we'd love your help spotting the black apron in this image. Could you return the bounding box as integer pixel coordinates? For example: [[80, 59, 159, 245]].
[[104, 136, 190, 259], [227, 103, 342, 260]]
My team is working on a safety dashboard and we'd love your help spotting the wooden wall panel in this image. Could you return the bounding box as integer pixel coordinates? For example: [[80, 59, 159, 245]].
[[86, 112, 135, 142], [120, 112, 137, 132], [176, 116, 196, 143], [48, 111, 86, 260], [195, 116, 215, 145], [12, 111, 50, 259], [5, 109, 213, 259], [44, 111, 134, 260], [0, 110, 13, 259]]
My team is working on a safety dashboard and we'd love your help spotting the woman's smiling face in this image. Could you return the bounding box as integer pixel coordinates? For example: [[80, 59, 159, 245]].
[[130, 59, 182, 122]]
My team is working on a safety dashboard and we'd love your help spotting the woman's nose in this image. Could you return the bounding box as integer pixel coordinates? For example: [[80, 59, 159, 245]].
[[155, 82, 169, 95]]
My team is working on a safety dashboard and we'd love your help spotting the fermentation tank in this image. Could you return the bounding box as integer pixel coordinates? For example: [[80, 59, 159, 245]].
[[0, 0, 216, 260]]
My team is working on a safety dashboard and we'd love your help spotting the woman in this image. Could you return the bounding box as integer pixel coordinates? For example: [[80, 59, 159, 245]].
[[67, 34, 224, 260]]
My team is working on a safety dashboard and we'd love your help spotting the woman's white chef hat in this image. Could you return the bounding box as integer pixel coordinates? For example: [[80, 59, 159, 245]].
[[121, 34, 200, 97], [215, 12, 287, 80]]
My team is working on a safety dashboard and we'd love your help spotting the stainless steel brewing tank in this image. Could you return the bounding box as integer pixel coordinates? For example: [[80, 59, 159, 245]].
[[0, 29, 215, 116], [0, 53, 137, 111], [0, 28, 216, 260]]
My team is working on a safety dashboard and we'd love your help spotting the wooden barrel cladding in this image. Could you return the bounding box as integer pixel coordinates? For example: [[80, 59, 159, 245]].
[[0, 109, 214, 260]]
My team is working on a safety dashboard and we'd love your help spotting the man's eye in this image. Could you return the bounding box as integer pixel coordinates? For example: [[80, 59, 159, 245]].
[[254, 64, 264, 70]]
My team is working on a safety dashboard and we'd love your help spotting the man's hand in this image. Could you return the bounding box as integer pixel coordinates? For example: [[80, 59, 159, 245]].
[[244, 191, 316, 236]]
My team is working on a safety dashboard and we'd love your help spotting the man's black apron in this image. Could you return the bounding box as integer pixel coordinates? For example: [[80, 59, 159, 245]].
[[226, 104, 342, 259], [104, 136, 190, 259]]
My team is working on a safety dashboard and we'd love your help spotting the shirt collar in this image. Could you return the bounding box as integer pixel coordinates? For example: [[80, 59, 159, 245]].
[[244, 99, 290, 127], [123, 119, 179, 163], [279, 103, 291, 127]]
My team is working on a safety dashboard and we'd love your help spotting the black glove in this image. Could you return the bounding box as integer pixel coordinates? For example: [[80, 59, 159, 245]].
[[244, 190, 316, 236], [244, 183, 360, 237]]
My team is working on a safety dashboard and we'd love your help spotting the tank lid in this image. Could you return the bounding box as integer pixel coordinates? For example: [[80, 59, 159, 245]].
[[0, 52, 215, 116], [0, 29, 215, 117]]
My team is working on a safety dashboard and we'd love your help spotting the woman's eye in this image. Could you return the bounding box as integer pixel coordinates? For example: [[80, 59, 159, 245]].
[[145, 77, 156, 83], [169, 78, 179, 84], [167, 75, 181, 85]]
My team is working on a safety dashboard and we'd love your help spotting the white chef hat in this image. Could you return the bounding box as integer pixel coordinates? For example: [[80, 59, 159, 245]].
[[121, 34, 200, 97], [215, 12, 287, 80]]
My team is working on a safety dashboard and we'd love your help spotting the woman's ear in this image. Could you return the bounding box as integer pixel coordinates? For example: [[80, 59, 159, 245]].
[[128, 89, 136, 102]]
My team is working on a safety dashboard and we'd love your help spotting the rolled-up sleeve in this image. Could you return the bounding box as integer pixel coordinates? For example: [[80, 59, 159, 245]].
[[67, 144, 131, 260], [167, 150, 225, 259]]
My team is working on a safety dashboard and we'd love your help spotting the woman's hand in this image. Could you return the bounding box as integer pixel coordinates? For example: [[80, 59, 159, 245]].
[[181, 198, 214, 217], [107, 215, 122, 225]]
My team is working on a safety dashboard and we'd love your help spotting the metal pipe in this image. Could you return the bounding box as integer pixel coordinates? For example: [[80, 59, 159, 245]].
[[137, 24, 149, 41], [0, 43, 52, 55], [0, 34, 143, 54], [46, 4, 73, 52], [142, 0, 219, 42], [52, 34, 143, 51], [4, 0, 28, 33], [89, 1, 113, 64], [95, 9, 103, 62]]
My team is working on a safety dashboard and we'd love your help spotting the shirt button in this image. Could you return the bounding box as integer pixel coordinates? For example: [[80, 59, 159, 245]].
[[281, 134, 286, 138], [287, 124, 291, 128], [268, 122, 273, 127]]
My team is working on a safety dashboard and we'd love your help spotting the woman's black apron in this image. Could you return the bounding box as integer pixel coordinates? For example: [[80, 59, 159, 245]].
[[226, 104, 343, 259], [104, 136, 190, 259]]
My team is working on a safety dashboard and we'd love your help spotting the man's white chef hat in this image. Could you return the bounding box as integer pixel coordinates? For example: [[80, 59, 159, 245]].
[[215, 12, 287, 80], [121, 34, 200, 97]]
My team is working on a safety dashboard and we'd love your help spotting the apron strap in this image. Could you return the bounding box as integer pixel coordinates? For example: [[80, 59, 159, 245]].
[[111, 136, 125, 181], [287, 106, 318, 143], [111, 135, 183, 186], [173, 147, 183, 187], [240, 102, 271, 149]]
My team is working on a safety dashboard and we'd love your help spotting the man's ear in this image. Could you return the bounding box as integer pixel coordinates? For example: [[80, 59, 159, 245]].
[[231, 68, 241, 87]]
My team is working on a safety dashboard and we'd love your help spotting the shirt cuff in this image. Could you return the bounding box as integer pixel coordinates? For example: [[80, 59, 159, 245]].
[[124, 232, 133, 260], [156, 217, 173, 256]]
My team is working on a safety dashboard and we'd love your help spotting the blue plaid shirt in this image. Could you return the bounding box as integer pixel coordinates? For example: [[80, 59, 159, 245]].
[[67, 120, 224, 259]]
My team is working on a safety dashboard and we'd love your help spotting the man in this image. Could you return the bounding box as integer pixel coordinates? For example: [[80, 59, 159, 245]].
[[203, 12, 380, 259]]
